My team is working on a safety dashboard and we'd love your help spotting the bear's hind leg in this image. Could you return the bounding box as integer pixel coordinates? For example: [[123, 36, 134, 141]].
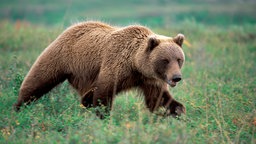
[[14, 69, 67, 111]]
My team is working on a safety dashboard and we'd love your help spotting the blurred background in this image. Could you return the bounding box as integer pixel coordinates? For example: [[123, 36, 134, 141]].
[[1, 0, 255, 27]]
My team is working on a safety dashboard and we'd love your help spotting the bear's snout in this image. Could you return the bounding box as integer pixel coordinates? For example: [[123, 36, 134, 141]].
[[167, 74, 182, 87], [172, 74, 182, 82]]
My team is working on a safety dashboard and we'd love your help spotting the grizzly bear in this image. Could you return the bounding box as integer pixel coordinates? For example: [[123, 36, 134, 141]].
[[14, 21, 186, 118]]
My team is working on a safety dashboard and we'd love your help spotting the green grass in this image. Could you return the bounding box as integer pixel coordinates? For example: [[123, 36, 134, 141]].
[[0, 0, 256, 143], [1, 0, 256, 27], [0, 20, 255, 143]]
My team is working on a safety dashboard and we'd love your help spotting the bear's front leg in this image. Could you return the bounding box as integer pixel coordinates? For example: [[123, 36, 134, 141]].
[[163, 91, 186, 117], [81, 87, 98, 108], [92, 84, 114, 119], [141, 84, 185, 118]]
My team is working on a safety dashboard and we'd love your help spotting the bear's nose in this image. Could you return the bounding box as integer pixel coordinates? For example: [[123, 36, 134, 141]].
[[172, 74, 182, 82]]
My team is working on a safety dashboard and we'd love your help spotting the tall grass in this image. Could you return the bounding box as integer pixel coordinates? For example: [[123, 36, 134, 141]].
[[0, 20, 255, 143]]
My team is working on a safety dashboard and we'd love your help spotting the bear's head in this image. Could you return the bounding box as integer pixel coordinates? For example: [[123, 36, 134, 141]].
[[135, 33, 185, 87]]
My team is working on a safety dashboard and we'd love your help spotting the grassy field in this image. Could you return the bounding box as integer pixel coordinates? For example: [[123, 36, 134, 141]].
[[1, 0, 256, 27], [0, 0, 256, 144]]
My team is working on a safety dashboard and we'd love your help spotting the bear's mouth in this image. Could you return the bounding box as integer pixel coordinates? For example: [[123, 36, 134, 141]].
[[167, 80, 177, 87]]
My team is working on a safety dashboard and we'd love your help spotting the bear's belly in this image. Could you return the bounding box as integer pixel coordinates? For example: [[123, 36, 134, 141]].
[[68, 68, 100, 96]]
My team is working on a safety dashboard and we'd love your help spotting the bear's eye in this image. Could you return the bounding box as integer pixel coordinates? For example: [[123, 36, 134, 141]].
[[162, 59, 169, 65], [178, 59, 183, 67]]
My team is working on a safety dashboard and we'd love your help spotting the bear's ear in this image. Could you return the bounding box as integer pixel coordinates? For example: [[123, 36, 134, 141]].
[[173, 33, 185, 47], [147, 36, 160, 51]]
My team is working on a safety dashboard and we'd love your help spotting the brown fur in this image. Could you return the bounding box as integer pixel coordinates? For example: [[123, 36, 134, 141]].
[[14, 21, 186, 118]]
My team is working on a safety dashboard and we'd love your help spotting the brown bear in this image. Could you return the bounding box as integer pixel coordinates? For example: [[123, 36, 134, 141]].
[[14, 21, 186, 118]]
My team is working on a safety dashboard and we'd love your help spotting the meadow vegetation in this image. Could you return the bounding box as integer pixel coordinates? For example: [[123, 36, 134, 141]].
[[0, 0, 255, 143]]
